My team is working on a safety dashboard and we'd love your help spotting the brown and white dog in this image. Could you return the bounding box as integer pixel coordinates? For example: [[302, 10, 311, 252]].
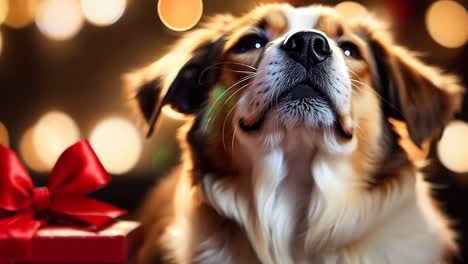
[[127, 4, 464, 264]]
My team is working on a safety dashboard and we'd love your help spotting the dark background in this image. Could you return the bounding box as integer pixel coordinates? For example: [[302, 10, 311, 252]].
[[1, 0, 468, 262]]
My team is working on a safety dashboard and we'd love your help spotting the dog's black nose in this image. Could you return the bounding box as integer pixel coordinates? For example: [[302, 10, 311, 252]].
[[281, 31, 332, 68]]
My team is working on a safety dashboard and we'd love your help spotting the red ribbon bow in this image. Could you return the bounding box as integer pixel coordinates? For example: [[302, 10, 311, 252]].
[[0, 141, 127, 261]]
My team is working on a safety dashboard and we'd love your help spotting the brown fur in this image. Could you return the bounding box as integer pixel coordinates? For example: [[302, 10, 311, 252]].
[[128, 4, 463, 263]]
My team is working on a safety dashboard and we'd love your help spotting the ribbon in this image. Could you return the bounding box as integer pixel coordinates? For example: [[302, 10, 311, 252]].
[[0, 140, 127, 261]]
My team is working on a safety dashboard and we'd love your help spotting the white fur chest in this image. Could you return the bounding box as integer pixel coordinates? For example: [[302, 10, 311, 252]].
[[201, 130, 450, 264], [250, 153, 444, 264]]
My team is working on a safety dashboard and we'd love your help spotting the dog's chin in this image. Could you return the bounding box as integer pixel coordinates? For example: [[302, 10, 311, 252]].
[[276, 84, 335, 129], [239, 83, 352, 139]]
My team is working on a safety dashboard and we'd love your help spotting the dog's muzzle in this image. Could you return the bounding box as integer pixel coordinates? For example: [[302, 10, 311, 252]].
[[239, 31, 354, 138]]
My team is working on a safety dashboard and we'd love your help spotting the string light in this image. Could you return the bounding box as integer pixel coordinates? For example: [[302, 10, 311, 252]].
[[36, 0, 84, 41], [158, 0, 203, 31], [438, 120, 468, 173], [4, 0, 37, 28], [32, 111, 81, 169], [81, 0, 126, 26], [90, 117, 142, 175], [0, 0, 8, 25], [426, 0, 468, 48], [0, 122, 9, 147], [336, 1, 368, 18]]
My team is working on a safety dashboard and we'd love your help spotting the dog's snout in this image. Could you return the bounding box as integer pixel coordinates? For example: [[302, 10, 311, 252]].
[[281, 31, 332, 68]]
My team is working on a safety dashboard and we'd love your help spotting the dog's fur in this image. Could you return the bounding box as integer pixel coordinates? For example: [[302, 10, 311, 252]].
[[127, 4, 463, 264]]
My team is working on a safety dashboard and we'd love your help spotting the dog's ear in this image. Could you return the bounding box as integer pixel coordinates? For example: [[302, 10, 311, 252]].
[[368, 32, 463, 146], [126, 17, 232, 137]]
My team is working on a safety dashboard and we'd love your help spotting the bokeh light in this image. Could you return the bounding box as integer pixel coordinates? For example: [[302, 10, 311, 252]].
[[426, 0, 468, 48], [20, 127, 48, 172], [90, 117, 142, 175], [33, 111, 81, 169], [81, 0, 126, 26], [0, 0, 8, 25], [335, 1, 367, 19], [158, 0, 203, 31], [36, 0, 84, 41], [4, 0, 37, 28], [438, 120, 468, 173], [0, 122, 9, 147]]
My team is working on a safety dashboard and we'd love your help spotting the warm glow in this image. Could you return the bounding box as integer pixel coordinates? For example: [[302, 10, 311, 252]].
[[158, 0, 203, 31], [0, 122, 9, 147], [438, 121, 468, 173], [36, 0, 84, 41], [162, 105, 189, 121], [426, 0, 468, 48], [90, 117, 142, 175], [81, 0, 126, 26], [336, 1, 368, 19], [0, 0, 8, 25], [4, 0, 37, 28], [0, 31, 2, 56], [20, 128, 48, 172], [33, 111, 81, 169]]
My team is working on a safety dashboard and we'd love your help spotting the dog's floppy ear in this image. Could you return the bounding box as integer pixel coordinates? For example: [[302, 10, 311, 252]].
[[126, 16, 232, 137], [368, 32, 463, 146]]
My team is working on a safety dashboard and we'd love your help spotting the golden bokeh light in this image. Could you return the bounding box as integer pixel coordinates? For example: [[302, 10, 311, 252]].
[[36, 0, 84, 41], [90, 117, 142, 175], [336, 1, 368, 19], [426, 0, 468, 48], [0, 0, 8, 25], [4, 0, 37, 28], [81, 0, 126, 26], [158, 0, 203, 31], [0, 122, 9, 147], [33, 111, 81, 169], [20, 127, 48, 172], [438, 121, 468, 173]]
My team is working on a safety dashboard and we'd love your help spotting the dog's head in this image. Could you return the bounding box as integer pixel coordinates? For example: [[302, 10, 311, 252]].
[[128, 3, 461, 172], [128, 3, 463, 256]]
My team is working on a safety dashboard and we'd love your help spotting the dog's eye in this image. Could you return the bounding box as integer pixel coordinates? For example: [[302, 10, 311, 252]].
[[231, 33, 268, 54], [338, 41, 362, 60]]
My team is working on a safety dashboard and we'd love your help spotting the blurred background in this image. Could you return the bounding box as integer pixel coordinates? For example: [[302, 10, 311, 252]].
[[0, 0, 467, 262]]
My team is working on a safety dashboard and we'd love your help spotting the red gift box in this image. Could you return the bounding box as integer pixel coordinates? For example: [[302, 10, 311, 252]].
[[0, 220, 142, 264], [0, 141, 141, 263]]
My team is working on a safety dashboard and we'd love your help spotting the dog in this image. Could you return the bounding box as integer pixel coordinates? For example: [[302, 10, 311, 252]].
[[127, 3, 464, 264]]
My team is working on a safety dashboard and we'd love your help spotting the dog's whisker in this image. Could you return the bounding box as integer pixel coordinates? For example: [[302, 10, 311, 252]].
[[203, 75, 255, 134], [347, 68, 362, 81], [221, 82, 252, 150], [354, 123, 368, 138], [222, 101, 241, 152], [231, 120, 239, 153], [198, 62, 257, 87], [232, 70, 258, 75], [350, 80, 404, 117], [200, 62, 258, 81]]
